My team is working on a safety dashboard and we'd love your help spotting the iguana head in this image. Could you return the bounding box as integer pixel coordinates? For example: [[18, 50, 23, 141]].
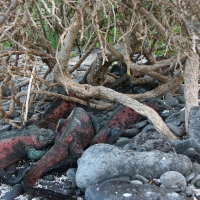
[[29, 125, 55, 147], [38, 128, 55, 145]]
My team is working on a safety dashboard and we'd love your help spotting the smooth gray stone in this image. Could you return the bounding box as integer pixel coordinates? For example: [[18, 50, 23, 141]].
[[191, 174, 200, 184], [184, 186, 194, 197], [180, 110, 185, 123], [175, 84, 184, 95], [2, 184, 23, 200], [0, 124, 11, 133], [160, 171, 186, 189], [166, 123, 185, 137], [176, 96, 185, 104], [115, 137, 131, 148], [160, 110, 171, 118], [130, 180, 143, 185], [188, 106, 200, 143], [132, 174, 149, 183], [122, 127, 140, 137], [165, 112, 181, 126], [164, 93, 179, 107], [76, 144, 192, 190], [185, 173, 195, 183], [85, 182, 184, 200], [192, 162, 200, 174], [133, 120, 148, 129], [141, 124, 155, 132]]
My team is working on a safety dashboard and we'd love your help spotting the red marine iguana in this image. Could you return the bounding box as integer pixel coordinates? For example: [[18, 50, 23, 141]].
[[0, 125, 55, 185], [23, 106, 94, 199]]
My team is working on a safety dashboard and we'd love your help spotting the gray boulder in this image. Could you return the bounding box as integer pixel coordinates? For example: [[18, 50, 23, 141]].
[[85, 181, 184, 200], [76, 144, 192, 190]]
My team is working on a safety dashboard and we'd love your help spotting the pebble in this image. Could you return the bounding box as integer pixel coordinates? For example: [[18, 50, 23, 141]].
[[164, 93, 179, 107], [130, 180, 143, 185], [132, 174, 149, 184], [191, 174, 200, 185], [160, 171, 186, 189], [166, 123, 185, 137], [184, 186, 194, 197], [176, 96, 185, 104], [141, 124, 156, 132], [185, 173, 196, 183], [165, 112, 182, 126], [152, 179, 161, 186], [175, 84, 184, 95], [0, 124, 11, 133], [180, 110, 185, 122], [2, 184, 24, 200], [122, 127, 140, 137], [132, 120, 148, 129], [160, 109, 171, 118]]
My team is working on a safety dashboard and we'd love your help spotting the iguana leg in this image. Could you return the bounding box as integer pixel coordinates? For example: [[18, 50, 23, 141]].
[[26, 147, 47, 161]]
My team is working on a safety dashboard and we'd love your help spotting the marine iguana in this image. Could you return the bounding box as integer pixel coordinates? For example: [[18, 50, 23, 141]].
[[0, 125, 55, 184], [23, 107, 94, 199], [90, 98, 165, 145]]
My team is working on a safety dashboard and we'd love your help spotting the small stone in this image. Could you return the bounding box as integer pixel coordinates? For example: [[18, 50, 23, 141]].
[[166, 123, 185, 137], [0, 124, 11, 133], [176, 96, 185, 104], [175, 84, 184, 95], [160, 110, 171, 118], [180, 110, 185, 123], [141, 124, 155, 132], [43, 175, 54, 181], [2, 184, 23, 200], [115, 137, 131, 148], [184, 186, 194, 197], [132, 174, 149, 184], [123, 144, 133, 150], [66, 168, 76, 180], [152, 179, 161, 186], [133, 120, 148, 129], [164, 93, 179, 107], [192, 162, 200, 174], [130, 180, 143, 185], [160, 171, 186, 189], [191, 174, 200, 185], [168, 185, 181, 192], [185, 173, 196, 183], [122, 127, 140, 137], [165, 112, 181, 126]]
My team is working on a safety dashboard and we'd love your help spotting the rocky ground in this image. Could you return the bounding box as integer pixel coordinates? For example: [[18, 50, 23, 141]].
[[1, 54, 200, 200]]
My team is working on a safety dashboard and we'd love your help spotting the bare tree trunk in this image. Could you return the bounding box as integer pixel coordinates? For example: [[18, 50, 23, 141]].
[[184, 52, 199, 132]]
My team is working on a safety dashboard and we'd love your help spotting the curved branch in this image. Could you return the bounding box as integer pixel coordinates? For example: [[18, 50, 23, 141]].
[[55, 65, 178, 139]]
